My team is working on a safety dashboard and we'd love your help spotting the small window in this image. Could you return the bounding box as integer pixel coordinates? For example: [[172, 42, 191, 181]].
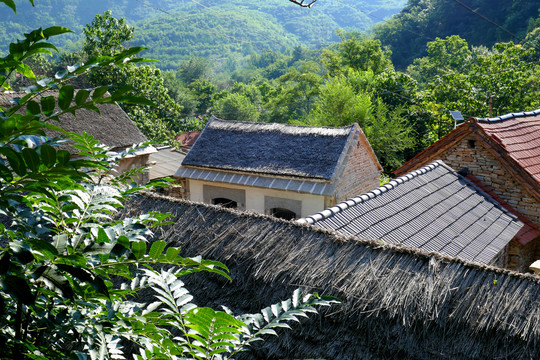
[[468, 139, 476, 148], [271, 208, 297, 220], [212, 198, 237, 209]]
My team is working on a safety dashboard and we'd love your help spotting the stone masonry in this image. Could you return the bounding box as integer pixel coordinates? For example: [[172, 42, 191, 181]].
[[334, 133, 381, 204], [421, 134, 539, 271]]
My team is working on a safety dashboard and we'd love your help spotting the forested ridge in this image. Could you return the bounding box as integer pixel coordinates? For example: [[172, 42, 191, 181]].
[[374, 0, 540, 69], [3, 0, 540, 173], [0, 0, 406, 69]]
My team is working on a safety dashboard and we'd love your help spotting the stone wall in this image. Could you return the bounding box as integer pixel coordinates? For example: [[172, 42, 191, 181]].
[[117, 154, 150, 185], [334, 131, 381, 203], [414, 134, 539, 271]]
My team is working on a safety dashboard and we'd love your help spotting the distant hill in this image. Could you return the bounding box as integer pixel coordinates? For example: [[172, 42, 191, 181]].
[[0, 0, 406, 69], [374, 0, 540, 69]]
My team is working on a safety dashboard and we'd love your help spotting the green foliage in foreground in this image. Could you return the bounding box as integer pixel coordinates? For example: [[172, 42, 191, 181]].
[[0, 1, 339, 359]]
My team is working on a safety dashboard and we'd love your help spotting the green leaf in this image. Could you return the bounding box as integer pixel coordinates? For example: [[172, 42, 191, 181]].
[[56, 149, 70, 165], [132, 241, 146, 260], [165, 247, 179, 262], [42, 26, 73, 38], [75, 89, 90, 106], [92, 86, 109, 101], [58, 85, 74, 110], [40, 266, 74, 300], [26, 100, 41, 116], [40, 95, 55, 116], [97, 227, 109, 244], [110, 95, 154, 107], [0, 164, 12, 181], [2, 275, 34, 305], [27, 239, 59, 259], [40, 144, 56, 167], [17, 63, 36, 81], [0, 0, 16, 15], [0, 147, 25, 176], [53, 234, 68, 254], [149, 240, 166, 260], [22, 148, 40, 172]]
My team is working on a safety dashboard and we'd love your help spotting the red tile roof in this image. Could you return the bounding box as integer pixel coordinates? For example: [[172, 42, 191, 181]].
[[476, 110, 540, 185], [175, 131, 201, 147]]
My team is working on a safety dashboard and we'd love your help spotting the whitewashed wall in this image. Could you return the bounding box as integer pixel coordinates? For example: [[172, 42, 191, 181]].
[[188, 179, 326, 218]]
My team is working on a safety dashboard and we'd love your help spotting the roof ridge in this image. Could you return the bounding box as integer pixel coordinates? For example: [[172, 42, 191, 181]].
[[130, 191, 540, 282], [209, 116, 356, 133], [476, 109, 540, 123], [298, 160, 446, 224]]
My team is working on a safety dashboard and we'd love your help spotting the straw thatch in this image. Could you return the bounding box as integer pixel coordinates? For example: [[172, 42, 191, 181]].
[[182, 117, 356, 179], [120, 193, 540, 360], [0, 91, 148, 153]]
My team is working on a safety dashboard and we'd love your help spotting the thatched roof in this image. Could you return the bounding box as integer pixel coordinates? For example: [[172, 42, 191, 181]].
[[181, 117, 362, 180], [299, 161, 524, 265], [0, 91, 148, 153], [119, 193, 540, 360]]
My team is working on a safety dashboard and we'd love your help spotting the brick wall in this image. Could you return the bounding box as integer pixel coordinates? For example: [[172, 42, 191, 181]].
[[334, 133, 381, 203], [414, 134, 539, 271]]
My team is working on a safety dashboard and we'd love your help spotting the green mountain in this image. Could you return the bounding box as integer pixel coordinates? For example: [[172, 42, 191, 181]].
[[1, 0, 406, 70], [374, 0, 540, 69]]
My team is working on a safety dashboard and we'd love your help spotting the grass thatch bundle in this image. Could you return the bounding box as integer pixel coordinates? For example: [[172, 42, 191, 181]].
[[119, 192, 540, 360]]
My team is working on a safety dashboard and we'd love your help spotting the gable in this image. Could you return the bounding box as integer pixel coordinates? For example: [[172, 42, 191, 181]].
[[476, 110, 540, 186], [181, 118, 357, 180]]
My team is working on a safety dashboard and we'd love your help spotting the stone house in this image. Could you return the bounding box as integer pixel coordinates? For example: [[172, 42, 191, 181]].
[[299, 160, 524, 267], [394, 110, 540, 271], [175, 117, 382, 219], [0, 91, 155, 184]]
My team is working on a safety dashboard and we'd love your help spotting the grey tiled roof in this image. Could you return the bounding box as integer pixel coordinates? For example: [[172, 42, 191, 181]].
[[181, 118, 354, 180], [175, 166, 335, 195], [149, 146, 186, 180], [300, 161, 524, 265]]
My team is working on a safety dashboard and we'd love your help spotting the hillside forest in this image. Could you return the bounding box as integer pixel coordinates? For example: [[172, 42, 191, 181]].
[[3, 0, 540, 174]]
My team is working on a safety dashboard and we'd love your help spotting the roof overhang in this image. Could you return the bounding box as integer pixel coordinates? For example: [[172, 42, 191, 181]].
[[176, 166, 335, 196]]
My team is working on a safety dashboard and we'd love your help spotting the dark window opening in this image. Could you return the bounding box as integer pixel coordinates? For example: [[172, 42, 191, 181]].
[[212, 198, 237, 208], [271, 208, 297, 220], [468, 139, 476, 148]]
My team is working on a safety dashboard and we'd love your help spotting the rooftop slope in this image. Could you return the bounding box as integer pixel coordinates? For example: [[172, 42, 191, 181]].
[[181, 117, 354, 180], [119, 193, 540, 360], [0, 91, 148, 152], [476, 110, 540, 185], [300, 161, 523, 265]]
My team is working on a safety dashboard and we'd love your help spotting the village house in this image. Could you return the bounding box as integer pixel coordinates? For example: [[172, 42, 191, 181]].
[[175, 117, 382, 219], [299, 160, 524, 267], [120, 192, 540, 360], [394, 110, 540, 271], [148, 131, 201, 197], [0, 91, 155, 184]]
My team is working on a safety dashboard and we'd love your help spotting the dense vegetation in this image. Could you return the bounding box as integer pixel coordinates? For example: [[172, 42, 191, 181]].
[[0, 0, 406, 70], [0, 1, 338, 359], [373, 0, 540, 69], [6, 1, 540, 173]]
